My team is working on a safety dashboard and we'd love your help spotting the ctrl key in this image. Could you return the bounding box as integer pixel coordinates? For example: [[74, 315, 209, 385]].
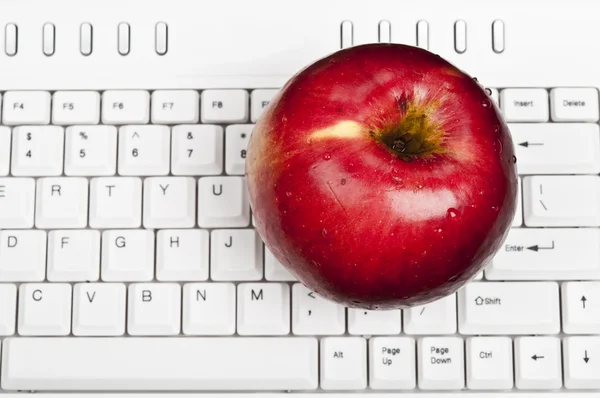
[[418, 337, 465, 390], [369, 337, 416, 389]]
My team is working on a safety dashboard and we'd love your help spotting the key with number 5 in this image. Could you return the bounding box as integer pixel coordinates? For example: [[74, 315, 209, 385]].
[[225, 125, 252, 175]]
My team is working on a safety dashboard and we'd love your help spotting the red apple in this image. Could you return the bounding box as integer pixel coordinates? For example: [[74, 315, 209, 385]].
[[246, 43, 517, 309]]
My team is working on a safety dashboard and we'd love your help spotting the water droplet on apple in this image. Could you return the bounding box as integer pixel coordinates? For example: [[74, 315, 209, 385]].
[[323, 153, 331, 160], [435, 228, 443, 233], [491, 206, 499, 211], [446, 208, 458, 219], [418, 184, 423, 189], [494, 139, 503, 153], [481, 99, 491, 108], [485, 87, 492, 96], [321, 228, 328, 237], [285, 191, 292, 197], [473, 77, 479, 82], [340, 178, 347, 185], [512, 155, 517, 164], [306, 138, 312, 144], [494, 125, 500, 133], [392, 176, 403, 184]]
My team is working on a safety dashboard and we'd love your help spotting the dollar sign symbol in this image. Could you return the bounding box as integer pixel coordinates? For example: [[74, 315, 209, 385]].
[[26, 133, 31, 141]]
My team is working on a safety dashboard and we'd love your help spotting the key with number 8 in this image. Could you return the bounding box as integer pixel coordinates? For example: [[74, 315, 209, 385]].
[[225, 125, 252, 175]]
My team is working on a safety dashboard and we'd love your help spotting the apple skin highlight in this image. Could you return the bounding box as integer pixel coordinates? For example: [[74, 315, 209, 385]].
[[246, 43, 517, 309]]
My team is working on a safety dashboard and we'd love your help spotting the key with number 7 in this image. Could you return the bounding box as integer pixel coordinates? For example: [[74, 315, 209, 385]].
[[171, 125, 223, 175]]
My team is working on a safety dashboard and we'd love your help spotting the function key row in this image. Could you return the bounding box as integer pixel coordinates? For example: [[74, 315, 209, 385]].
[[0, 89, 278, 126]]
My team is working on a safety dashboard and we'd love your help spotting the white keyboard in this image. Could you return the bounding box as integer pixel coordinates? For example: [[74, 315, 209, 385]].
[[1, 0, 600, 396]]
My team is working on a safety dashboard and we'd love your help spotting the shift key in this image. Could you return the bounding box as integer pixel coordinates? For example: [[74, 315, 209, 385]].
[[458, 282, 560, 335]]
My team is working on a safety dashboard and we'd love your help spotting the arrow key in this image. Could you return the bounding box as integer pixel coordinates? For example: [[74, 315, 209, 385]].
[[563, 336, 600, 389], [561, 282, 600, 334], [515, 336, 562, 389]]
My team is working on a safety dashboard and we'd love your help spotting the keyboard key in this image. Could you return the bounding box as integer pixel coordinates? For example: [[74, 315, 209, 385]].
[[210, 229, 263, 281], [171, 125, 223, 175], [0, 337, 319, 391], [251, 89, 278, 122], [458, 282, 560, 335], [237, 283, 290, 335], [466, 336, 514, 390], [182, 282, 236, 335], [369, 337, 416, 389], [11, 126, 64, 176], [197, 176, 250, 227], [151, 90, 199, 123], [0, 177, 35, 228], [529, 122, 599, 171], [47, 230, 100, 282], [72, 283, 126, 336], [156, 229, 209, 281], [35, 177, 89, 229], [348, 308, 401, 335], [563, 336, 600, 389], [127, 283, 181, 336], [523, 175, 600, 227], [488, 228, 600, 280], [320, 337, 367, 390], [2, 91, 51, 125], [0, 283, 17, 335], [201, 89, 249, 123], [18, 283, 72, 336], [403, 293, 456, 335], [0, 126, 10, 175], [500, 88, 549, 122], [562, 282, 600, 334], [0, 230, 46, 282], [418, 337, 464, 390], [225, 124, 252, 175], [510, 123, 600, 174], [101, 230, 154, 281], [143, 177, 196, 228], [514, 336, 562, 389], [64, 125, 118, 176], [118, 125, 170, 176], [264, 246, 297, 281], [89, 177, 142, 228], [292, 283, 345, 335], [102, 90, 150, 124], [52, 91, 101, 125], [550, 87, 599, 122]]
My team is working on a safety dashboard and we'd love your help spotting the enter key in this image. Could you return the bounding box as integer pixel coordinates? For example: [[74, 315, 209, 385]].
[[487, 228, 600, 280]]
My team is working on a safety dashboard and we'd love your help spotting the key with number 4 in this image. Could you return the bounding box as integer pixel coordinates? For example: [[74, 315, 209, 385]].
[[11, 126, 64, 176]]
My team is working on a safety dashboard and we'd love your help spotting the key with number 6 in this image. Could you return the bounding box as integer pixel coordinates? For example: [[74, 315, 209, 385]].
[[118, 125, 170, 176]]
